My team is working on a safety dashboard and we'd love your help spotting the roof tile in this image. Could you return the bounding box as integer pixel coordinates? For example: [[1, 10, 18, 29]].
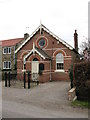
[[1, 38, 24, 47]]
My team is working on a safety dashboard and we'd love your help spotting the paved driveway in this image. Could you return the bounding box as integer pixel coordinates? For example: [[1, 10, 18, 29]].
[[2, 81, 88, 118]]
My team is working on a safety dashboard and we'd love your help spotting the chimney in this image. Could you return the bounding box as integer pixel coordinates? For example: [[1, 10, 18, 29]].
[[24, 33, 29, 40], [74, 30, 78, 52]]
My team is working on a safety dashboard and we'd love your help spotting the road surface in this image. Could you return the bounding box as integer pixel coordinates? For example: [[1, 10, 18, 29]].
[[2, 81, 88, 118]]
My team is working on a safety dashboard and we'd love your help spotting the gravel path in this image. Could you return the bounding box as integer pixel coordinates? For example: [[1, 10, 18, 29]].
[[2, 81, 88, 118]]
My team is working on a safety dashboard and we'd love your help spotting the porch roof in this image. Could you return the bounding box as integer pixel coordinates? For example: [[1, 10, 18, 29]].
[[24, 47, 51, 60]]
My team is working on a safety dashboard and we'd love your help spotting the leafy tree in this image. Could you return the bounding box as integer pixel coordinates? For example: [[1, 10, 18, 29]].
[[80, 37, 90, 61]]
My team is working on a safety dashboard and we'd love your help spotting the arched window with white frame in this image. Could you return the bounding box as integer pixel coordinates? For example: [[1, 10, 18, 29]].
[[56, 53, 64, 71]]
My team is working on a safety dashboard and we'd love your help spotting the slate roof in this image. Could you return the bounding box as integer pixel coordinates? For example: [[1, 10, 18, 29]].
[[35, 47, 51, 59], [24, 46, 51, 60]]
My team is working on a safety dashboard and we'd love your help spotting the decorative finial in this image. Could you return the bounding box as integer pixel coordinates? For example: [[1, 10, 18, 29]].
[[40, 19, 42, 25], [40, 20, 42, 35], [33, 42, 35, 54]]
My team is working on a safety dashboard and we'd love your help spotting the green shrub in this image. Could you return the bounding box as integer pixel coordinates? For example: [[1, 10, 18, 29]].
[[69, 65, 73, 88], [73, 61, 90, 100]]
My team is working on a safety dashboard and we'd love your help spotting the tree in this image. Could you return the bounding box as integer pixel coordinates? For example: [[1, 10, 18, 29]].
[[80, 37, 90, 61]]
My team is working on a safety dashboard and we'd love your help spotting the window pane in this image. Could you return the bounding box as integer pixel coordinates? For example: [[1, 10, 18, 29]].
[[8, 47, 11, 53], [4, 48, 6, 53], [56, 53, 64, 63], [38, 39, 46, 47], [57, 63, 64, 70], [4, 62, 6, 68], [6, 62, 8, 68], [39, 63, 44, 71], [9, 62, 11, 68], [6, 48, 8, 53]]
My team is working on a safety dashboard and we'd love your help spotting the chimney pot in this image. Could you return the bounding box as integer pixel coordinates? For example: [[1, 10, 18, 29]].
[[24, 33, 29, 40], [75, 29, 77, 33]]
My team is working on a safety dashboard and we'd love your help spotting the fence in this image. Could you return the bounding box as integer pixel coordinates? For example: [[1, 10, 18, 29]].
[[4, 71, 39, 89]]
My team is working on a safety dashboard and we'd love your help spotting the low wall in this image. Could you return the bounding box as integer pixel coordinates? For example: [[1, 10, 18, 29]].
[[68, 87, 77, 101]]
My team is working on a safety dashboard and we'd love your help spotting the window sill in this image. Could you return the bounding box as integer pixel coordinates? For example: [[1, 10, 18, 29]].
[[3, 68, 11, 69], [3, 53, 11, 55], [55, 70, 65, 72]]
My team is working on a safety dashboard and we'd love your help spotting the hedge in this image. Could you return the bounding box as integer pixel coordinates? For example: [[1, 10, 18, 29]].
[[73, 61, 90, 100]]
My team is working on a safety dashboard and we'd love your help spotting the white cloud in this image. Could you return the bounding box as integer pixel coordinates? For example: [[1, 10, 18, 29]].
[[0, 0, 88, 49]]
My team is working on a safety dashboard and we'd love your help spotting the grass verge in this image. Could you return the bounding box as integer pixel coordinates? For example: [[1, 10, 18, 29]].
[[72, 100, 89, 108]]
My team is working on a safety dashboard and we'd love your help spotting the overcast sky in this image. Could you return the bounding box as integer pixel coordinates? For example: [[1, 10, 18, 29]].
[[0, 0, 89, 49]]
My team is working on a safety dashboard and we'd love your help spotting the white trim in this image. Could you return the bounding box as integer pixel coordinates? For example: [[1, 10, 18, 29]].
[[35, 49, 45, 59], [41, 25, 73, 50], [3, 61, 11, 69], [15, 24, 73, 53], [24, 49, 33, 60], [3, 47, 11, 54], [15, 26, 40, 53], [24, 48, 46, 60], [55, 70, 65, 72]]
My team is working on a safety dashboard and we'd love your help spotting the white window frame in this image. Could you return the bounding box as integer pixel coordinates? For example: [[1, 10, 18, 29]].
[[55, 53, 64, 72], [3, 61, 11, 69], [3, 47, 11, 54]]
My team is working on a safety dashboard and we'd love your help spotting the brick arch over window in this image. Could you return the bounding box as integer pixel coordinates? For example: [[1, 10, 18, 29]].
[[53, 49, 66, 57], [20, 52, 28, 59]]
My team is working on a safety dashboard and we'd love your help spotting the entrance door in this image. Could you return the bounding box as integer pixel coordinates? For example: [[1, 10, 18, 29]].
[[32, 58, 39, 81], [32, 61, 39, 74]]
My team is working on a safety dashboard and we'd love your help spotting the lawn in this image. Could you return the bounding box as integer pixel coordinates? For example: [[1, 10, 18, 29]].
[[72, 100, 89, 108]]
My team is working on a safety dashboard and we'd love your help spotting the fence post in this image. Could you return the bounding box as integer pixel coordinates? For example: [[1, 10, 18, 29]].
[[5, 72, 7, 87], [8, 72, 10, 87], [24, 72, 26, 88], [28, 71, 30, 89]]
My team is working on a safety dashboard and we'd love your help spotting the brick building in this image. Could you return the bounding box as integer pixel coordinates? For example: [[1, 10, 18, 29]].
[[15, 24, 79, 83], [1, 38, 24, 72]]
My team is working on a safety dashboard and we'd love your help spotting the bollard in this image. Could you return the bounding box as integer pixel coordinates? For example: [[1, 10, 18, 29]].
[[5, 72, 7, 87], [24, 72, 26, 88], [37, 81, 39, 86], [8, 72, 10, 87], [28, 71, 30, 89]]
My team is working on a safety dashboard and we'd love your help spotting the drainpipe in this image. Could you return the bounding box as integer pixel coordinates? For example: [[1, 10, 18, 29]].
[[50, 60, 52, 82], [14, 46, 15, 65]]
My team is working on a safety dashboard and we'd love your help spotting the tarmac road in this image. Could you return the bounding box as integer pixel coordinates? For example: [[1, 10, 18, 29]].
[[2, 81, 88, 118]]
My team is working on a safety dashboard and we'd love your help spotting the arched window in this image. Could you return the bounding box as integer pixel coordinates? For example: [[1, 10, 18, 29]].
[[56, 53, 64, 70]]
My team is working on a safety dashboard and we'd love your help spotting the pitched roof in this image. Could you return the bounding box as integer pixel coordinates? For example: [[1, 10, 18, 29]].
[[15, 24, 73, 53], [1, 38, 24, 47], [24, 46, 51, 60], [35, 47, 51, 59]]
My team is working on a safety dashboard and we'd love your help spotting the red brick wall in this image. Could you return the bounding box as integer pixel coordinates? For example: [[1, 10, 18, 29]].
[[16, 29, 76, 82]]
